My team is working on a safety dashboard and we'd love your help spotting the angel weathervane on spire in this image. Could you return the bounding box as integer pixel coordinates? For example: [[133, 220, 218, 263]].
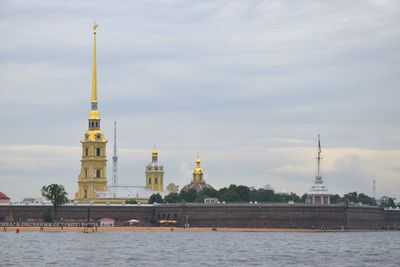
[[93, 22, 99, 33]]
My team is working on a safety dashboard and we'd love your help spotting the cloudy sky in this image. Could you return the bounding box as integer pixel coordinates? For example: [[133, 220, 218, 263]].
[[0, 0, 399, 201]]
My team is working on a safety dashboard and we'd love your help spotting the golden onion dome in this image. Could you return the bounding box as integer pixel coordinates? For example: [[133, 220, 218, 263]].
[[193, 168, 203, 175], [193, 155, 203, 174]]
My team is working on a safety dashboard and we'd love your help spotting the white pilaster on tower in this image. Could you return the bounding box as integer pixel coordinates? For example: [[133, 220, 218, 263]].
[[112, 120, 118, 186]]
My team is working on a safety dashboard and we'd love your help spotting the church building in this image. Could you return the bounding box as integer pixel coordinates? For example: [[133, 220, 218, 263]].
[[181, 155, 213, 193], [74, 25, 170, 204]]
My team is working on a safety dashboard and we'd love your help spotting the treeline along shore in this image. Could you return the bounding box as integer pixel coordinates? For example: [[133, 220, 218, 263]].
[[1, 203, 399, 230]]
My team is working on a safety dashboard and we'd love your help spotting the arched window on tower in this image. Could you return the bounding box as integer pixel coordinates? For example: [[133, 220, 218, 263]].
[[96, 169, 101, 178], [148, 178, 151, 185], [85, 148, 88, 156], [96, 148, 101, 156], [84, 189, 87, 198], [84, 169, 88, 178], [155, 177, 158, 184]]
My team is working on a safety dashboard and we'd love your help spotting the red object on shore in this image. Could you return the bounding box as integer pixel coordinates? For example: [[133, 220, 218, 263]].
[[16, 228, 19, 234], [0, 192, 10, 204]]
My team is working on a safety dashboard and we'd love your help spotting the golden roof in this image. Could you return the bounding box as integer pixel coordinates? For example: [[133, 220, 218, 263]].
[[88, 110, 100, 120]]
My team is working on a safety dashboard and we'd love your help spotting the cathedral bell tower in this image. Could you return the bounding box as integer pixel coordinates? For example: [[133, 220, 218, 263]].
[[145, 147, 164, 192], [75, 24, 108, 203]]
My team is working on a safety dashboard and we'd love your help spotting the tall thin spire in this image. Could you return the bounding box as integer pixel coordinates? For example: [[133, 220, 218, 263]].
[[92, 23, 98, 104], [315, 133, 323, 183], [88, 23, 101, 123], [112, 120, 118, 186]]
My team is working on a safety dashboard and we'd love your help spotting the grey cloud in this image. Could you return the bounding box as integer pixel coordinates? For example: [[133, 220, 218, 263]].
[[0, 0, 399, 200]]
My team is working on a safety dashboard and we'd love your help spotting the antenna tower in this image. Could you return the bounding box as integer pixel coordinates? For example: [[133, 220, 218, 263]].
[[372, 179, 376, 199], [112, 120, 118, 186]]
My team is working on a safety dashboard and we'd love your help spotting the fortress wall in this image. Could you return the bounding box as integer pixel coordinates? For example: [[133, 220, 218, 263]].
[[0, 204, 391, 229], [384, 210, 400, 228], [0, 205, 152, 223], [157, 204, 348, 228], [345, 206, 384, 229]]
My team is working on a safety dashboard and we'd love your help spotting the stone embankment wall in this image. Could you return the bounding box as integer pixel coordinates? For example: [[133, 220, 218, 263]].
[[157, 204, 387, 229], [384, 209, 400, 228], [0, 204, 398, 229], [0, 205, 152, 223]]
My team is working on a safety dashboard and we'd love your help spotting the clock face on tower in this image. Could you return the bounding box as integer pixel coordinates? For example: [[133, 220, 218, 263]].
[[96, 134, 101, 140], [85, 134, 89, 141]]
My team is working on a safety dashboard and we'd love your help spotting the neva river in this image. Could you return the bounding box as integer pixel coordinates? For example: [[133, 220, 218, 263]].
[[1, 231, 399, 266]]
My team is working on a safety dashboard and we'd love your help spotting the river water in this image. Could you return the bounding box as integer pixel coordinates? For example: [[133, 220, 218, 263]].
[[1, 231, 399, 266]]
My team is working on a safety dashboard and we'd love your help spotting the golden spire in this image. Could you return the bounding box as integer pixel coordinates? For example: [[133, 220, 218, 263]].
[[196, 152, 201, 165], [91, 23, 98, 103], [88, 23, 100, 121]]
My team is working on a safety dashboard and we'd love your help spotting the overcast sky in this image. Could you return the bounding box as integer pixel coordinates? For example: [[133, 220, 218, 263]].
[[0, 0, 399, 201]]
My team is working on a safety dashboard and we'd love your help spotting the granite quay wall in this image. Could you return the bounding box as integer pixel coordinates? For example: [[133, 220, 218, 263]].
[[0, 205, 152, 223], [345, 205, 385, 229], [0, 204, 398, 230], [157, 204, 346, 228], [384, 209, 400, 229]]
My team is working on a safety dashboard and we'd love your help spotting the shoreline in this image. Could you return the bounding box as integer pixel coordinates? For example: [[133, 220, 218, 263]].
[[0, 226, 389, 233]]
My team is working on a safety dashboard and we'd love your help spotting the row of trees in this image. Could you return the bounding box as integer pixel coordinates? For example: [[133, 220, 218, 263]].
[[149, 185, 302, 204], [149, 184, 398, 208]]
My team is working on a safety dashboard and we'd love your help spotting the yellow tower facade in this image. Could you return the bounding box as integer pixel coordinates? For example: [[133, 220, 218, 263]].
[[75, 24, 108, 203], [145, 148, 164, 192]]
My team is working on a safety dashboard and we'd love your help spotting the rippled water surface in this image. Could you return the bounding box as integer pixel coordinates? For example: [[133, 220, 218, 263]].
[[1, 231, 399, 266]]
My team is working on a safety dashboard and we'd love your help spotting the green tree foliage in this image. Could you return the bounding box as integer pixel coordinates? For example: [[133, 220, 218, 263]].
[[272, 193, 292, 203], [236, 185, 251, 202], [41, 184, 68, 218], [379, 196, 396, 208], [330, 194, 343, 204], [125, 199, 138, 204], [164, 193, 181, 203], [180, 189, 197, 202], [148, 193, 163, 204], [343, 192, 377, 206], [43, 207, 55, 223], [200, 188, 219, 198], [358, 193, 376, 206], [195, 188, 219, 202], [250, 187, 275, 202], [301, 193, 308, 203], [344, 192, 359, 203], [219, 190, 240, 202], [162, 185, 387, 206]]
